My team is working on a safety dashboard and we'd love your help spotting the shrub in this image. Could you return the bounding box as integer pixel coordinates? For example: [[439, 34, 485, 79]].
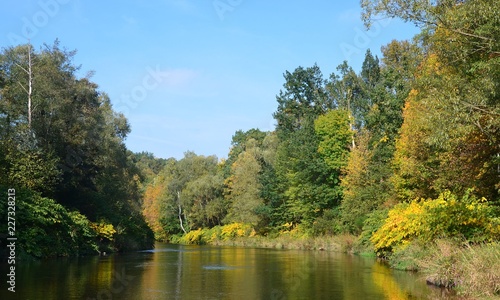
[[9, 188, 100, 258], [220, 223, 255, 240], [178, 223, 255, 245], [371, 190, 500, 255]]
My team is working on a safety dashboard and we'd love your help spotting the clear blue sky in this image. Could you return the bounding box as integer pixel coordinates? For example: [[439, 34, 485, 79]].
[[1, 0, 419, 160]]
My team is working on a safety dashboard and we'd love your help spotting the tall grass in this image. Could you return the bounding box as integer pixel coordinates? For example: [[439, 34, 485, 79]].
[[418, 240, 500, 298], [211, 234, 357, 252]]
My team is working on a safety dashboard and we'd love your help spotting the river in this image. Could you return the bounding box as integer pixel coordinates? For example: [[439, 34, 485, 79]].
[[1, 242, 455, 299]]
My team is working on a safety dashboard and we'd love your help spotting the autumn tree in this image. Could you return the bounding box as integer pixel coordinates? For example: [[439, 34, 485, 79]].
[[339, 46, 421, 232], [363, 0, 499, 202]]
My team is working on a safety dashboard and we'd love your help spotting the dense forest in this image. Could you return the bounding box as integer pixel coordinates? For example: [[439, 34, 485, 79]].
[[0, 2, 499, 289], [0, 41, 154, 258]]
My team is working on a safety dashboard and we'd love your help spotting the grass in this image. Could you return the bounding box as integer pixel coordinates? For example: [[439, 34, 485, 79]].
[[386, 239, 500, 299], [208, 233, 358, 253], [417, 240, 500, 298]]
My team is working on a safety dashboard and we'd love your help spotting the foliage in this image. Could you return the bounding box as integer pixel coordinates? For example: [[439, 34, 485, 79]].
[[178, 223, 255, 245], [311, 208, 342, 236], [142, 152, 226, 240], [0, 42, 154, 258], [273, 65, 344, 228], [356, 208, 389, 253], [90, 221, 116, 241], [371, 191, 500, 255], [314, 109, 351, 172], [1, 187, 99, 258], [224, 140, 263, 226]]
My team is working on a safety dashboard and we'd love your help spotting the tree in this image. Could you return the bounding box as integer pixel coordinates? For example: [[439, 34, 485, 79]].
[[339, 46, 421, 232], [0, 41, 155, 253], [156, 152, 225, 236], [224, 138, 264, 226], [273, 65, 338, 227], [274, 64, 331, 137], [314, 109, 351, 173], [365, 0, 500, 201], [223, 128, 267, 177], [327, 61, 366, 148]]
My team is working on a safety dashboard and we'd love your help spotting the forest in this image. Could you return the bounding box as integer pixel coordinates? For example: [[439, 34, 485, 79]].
[[1, 0, 499, 296], [0, 41, 154, 257], [140, 0, 499, 243]]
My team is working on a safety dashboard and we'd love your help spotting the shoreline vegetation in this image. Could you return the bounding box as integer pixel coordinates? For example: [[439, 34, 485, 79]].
[[1, 1, 498, 300], [170, 223, 500, 299]]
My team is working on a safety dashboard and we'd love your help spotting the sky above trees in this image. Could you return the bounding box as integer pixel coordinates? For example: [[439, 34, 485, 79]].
[[1, 0, 419, 159]]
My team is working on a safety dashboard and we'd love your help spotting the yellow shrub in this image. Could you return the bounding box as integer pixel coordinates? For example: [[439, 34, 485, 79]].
[[180, 228, 204, 244], [371, 191, 500, 254], [220, 223, 253, 240]]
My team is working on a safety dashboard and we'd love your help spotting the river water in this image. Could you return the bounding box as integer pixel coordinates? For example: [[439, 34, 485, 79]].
[[2, 242, 455, 299]]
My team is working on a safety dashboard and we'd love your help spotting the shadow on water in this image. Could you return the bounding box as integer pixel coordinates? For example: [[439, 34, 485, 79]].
[[0, 242, 458, 300]]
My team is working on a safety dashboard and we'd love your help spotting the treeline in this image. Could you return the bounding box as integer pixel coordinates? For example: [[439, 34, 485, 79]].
[[141, 0, 500, 254], [0, 41, 154, 258]]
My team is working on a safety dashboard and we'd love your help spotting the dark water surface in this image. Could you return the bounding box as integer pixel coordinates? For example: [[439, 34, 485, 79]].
[[1, 242, 455, 299]]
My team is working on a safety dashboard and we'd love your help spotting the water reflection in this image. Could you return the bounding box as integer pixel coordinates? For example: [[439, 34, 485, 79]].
[[0, 242, 455, 299]]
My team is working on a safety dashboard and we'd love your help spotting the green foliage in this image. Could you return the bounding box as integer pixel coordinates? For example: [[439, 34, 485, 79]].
[[371, 190, 500, 255], [2, 187, 98, 258], [311, 208, 342, 236], [224, 142, 263, 226], [355, 209, 389, 253], [148, 152, 226, 239], [314, 109, 351, 172], [0, 42, 154, 257]]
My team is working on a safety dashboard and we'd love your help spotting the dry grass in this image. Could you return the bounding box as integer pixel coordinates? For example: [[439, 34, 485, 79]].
[[208, 234, 357, 253], [418, 240, 500, 298]]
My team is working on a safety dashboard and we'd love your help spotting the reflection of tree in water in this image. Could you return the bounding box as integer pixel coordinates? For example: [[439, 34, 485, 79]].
[[372, 262, 457, 300]]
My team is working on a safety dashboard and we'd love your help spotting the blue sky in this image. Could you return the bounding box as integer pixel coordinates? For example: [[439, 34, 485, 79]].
[[1, 0, 419, 160]]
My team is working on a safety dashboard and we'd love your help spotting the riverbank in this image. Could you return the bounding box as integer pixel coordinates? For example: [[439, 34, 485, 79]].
[[171, 224, 500, 299], [388, 239, 500, 299]]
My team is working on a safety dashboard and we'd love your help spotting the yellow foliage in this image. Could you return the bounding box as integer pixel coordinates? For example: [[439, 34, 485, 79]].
[[91, 221, 116, 241], [371, 191, 500, 254], [179, 223, 256, 245], [183, 228, 204, 244], [220, 223, 254, 240]]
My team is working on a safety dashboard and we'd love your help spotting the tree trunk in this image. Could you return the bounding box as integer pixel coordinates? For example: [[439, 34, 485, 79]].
[[177, 191, 187, 234], [27, 43, 32, 128]]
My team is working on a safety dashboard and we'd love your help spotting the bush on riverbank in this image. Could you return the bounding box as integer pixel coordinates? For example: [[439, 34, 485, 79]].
[[371, 191, 500, 257], [0, 187, 153, 259], [367, 190, 500, 298]]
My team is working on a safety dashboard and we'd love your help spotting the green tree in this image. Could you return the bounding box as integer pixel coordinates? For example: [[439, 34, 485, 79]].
[[158, 152, 224, 236], [224, 138, 264, 226], [273, 65, 338, 227], [340, 46, 420, 232], [0, 41, 154, 253], [314, 109, 351, 173]]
